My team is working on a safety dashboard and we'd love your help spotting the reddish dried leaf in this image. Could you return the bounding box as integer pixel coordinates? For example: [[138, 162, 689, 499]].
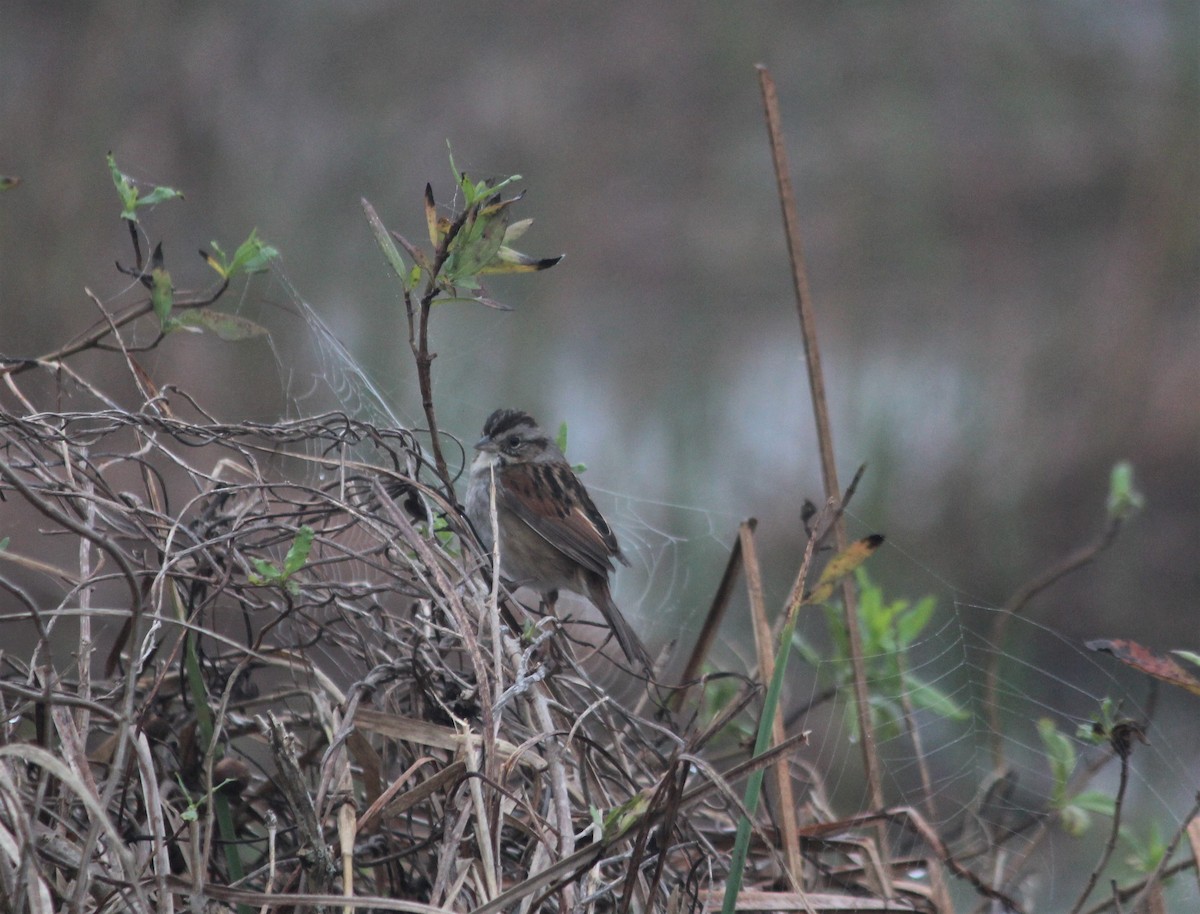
[[1086, 639, 1200, 696]]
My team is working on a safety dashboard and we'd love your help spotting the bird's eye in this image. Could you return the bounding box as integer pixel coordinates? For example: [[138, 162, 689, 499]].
[[506, 435, 521, 449]]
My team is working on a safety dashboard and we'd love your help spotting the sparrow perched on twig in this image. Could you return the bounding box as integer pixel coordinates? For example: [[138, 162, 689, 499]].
[[465, 408, 650, 669]]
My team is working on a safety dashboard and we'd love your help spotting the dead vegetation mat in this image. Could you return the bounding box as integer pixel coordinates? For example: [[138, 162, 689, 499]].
[[0, 369, 876, 914]]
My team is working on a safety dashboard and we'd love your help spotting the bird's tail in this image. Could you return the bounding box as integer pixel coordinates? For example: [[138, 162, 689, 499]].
[[591, 580, 652, 672]]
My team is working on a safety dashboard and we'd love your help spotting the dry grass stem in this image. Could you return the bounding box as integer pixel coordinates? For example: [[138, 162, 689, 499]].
[[0, 371, 881, 912]]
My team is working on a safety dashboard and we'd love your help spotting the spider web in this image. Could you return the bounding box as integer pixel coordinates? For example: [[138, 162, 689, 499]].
[[254, 265, 1198, 912], [793, 514, 1199, 912], [266, 269, 412, 433]]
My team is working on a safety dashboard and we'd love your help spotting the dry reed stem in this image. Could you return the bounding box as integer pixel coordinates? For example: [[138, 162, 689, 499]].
[[755, 66, 883, 827], [739, 521, 804, 890], [671, 519, 751, 712]]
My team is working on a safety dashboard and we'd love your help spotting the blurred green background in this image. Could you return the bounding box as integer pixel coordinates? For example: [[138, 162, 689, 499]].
[[3, 6, 1196, 692]]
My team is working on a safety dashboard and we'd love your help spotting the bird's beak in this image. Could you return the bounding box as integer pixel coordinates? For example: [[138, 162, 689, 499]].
[[474, 436, 497, 453]]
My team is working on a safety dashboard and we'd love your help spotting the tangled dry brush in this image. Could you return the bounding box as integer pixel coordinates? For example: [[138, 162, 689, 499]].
[[0, 353, 838, 913]]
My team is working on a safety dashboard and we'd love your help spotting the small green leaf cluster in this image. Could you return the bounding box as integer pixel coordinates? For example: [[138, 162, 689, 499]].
[[366, 147, 562, 311], [249, 526, 315, 594], [1107, 461, 1144, 522], [555, 422, 586, 473], [1038, 717, 1115, 837], [431, 515, 457, 550], [1124, 821, 1168, 875], [1074, 696, 1123, 747], [795, 568, 966, 739], [202, 229, 279, 281], [108, 152, 184, 222], [107, 153, 276, 340]]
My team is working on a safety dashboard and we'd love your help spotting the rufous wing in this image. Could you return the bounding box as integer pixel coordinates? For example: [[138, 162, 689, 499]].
[[495, 461, 627, 577]]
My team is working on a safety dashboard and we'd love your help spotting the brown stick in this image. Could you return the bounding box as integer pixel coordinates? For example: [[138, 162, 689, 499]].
[[669, 518, 753, 711], [0, 282, 227, 379], [741, 521, 804, 887], [756, 65, 884, 816], [411, 201, 470, 501]]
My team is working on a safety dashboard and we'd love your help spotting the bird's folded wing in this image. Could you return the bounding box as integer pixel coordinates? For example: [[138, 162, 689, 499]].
[[498, 462, 627, 575]]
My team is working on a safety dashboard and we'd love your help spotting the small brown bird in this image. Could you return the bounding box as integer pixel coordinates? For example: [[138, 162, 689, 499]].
[[465, 408, 650, 668]]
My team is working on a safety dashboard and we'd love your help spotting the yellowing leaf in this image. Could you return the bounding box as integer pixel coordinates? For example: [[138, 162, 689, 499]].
[[804, 534, 885, 606], [503, 218, 532, 244], [424, 183, 440, 248], [477, 247, 564, 274], [174, 308, 269, 341], [201, 250, 228, 280]]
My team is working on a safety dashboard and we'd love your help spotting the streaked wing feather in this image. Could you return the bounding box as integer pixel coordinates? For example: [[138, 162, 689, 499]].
[[497, 462, 626, 576]]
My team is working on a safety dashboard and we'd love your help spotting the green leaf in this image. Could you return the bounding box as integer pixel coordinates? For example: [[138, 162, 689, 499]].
[[0, 537, 9, 550], [250, 528, 312, 592], [790, 631, 823, 669], [478, 173, 520, 201], [173, 308, 269, 341], [446, 141, 520, 207], [895, 594, 937, 646], [250, 558, 280, 584], [1124, 821, 1166, 873], [443, 199, 511, 282], [907, 678, 969, 720], [444, 271, 481, 291], [282, 525, 314, 576], [866, 694, 906, 740], [1077, 696, 1122, 745], [601, 792, 649, 839], [1038, 718, 1076, 807], [201, 230, 278, 281], [823, 601, 850, 661], [555, 421, 569, 453], [107, 152, 182, 221], [1059, 803, 1091, 838], [150, 267, 173, 325], [1107, 461, 1144, 521], [1072, 790, 1117, 816], [431, 515, 457, 547], [362, 198, 410, 285], [137, 185, 185, 208], [447, 142, 464, 193], [228, 230, 278, 276], [857, 572, 884, 643], [107, 152, 139, 219]]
